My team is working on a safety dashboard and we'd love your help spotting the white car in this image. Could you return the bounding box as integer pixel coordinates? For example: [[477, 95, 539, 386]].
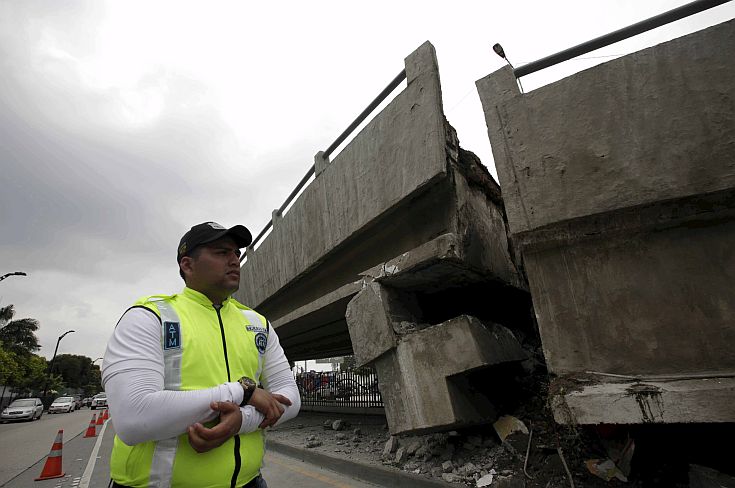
[[49, 396, 76, 413], [1, 398, 44, 422], [90, 393, 107, 410]]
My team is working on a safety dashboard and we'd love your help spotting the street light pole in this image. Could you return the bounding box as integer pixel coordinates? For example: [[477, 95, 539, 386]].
[[0, 271, 27, 283], [42, 330, 75, 397]]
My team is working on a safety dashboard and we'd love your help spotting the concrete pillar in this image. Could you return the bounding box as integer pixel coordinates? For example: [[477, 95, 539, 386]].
[[271, 209, 282, 228], [314, 151, 330, 177]]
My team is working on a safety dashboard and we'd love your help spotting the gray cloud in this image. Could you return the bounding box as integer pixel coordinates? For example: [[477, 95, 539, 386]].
[[2, 0, 734, 361]]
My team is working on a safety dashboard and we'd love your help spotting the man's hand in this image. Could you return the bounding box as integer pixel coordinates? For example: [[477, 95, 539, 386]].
[[248, 388, 292, 429], [187, 401, 242, 453]]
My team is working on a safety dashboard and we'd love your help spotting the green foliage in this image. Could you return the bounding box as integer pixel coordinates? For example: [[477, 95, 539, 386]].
[[18, 354, 53, 393], [0, 305, 40, 356], [0, 346, 22, 385], [53, 354, 100, 391]]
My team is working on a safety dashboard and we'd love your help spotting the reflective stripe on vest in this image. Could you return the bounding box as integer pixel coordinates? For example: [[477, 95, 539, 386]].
[[149, 301, 182, 488]]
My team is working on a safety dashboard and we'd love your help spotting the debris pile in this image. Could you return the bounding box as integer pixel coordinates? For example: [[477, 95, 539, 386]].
[[269, 397, 735, 486]]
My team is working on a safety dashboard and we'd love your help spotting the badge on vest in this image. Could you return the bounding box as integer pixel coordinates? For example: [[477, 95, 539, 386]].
[[254, 332, 267, 354], [164, 321, 181, 350]]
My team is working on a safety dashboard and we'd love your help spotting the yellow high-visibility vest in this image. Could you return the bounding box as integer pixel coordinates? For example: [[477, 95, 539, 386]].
[[110, 287, 269, 488]]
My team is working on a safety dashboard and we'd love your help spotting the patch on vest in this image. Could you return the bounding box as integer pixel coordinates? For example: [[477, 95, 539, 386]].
[[164, 321, 181, 349], [254, 332, 267, 354], [246, 325, 267, 333]]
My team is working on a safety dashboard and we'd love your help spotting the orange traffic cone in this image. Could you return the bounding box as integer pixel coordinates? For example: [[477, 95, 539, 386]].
[[35, 429, 65, 480], [96, 412, 104, 426], [84, 414, 98, 438], [102, 408, 109, 421]]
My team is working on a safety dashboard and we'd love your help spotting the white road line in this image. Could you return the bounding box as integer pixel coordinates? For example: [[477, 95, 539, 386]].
[[79, 421, 108, 488]]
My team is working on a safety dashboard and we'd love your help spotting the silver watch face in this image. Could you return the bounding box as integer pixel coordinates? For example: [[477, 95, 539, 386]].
[[240, 377, 256, 391]]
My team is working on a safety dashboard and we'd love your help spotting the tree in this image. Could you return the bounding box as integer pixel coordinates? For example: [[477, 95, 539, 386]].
[[0, 347, 21, 384], [54, 354, 98, 390], [0, 305, 13, 326], [0, 346, 22, 404], [84, 365, 102, 396], [0, 305, 41, 356]]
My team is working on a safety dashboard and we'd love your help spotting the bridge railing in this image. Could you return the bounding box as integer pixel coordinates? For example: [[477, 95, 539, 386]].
[[242, 69, 407, 261], [511, 0, 729, 78]]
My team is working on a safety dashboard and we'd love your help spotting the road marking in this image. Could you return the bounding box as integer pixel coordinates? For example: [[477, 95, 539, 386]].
[[267, 454, 353, 488], [79, 421, 108, 488]]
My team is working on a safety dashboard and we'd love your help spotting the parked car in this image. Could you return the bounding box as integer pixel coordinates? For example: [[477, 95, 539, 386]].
[[1, 398, 44, 422], [90, 393, 107, 410], [82, 397, 92, 407], [49, 396, 76, 413], [72, 395, 83, 409]]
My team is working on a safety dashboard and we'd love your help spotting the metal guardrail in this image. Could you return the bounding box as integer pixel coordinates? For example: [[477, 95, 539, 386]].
[[296, 368, 383, 408], [514, 0, 732, 78], [243, 69, 408, 260]]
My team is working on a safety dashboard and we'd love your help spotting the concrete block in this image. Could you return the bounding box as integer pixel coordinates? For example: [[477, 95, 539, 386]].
[[375, 315, 526, 435], [345, 281, 397, 367]]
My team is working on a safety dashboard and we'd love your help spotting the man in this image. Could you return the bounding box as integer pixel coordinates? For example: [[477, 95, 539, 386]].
[[102, 222, 300, 488]]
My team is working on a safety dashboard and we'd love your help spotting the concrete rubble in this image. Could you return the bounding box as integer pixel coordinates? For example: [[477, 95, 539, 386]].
[[271, 412, 735, 486]]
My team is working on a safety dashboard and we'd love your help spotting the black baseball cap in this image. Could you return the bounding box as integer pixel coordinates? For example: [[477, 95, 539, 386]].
[[177, 222, 252, 262]]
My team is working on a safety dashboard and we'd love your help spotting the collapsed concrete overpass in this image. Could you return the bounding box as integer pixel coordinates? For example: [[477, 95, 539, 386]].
[[236, 16, 735, 434], [235, 42, 531, 434]]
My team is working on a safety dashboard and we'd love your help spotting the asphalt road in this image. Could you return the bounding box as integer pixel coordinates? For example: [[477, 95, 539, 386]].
[[0, 407, 97, 486], [1, 413, 385, 488]]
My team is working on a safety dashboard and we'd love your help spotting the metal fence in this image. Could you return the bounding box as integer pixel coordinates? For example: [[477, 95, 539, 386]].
[[296, 368, 383, 408]]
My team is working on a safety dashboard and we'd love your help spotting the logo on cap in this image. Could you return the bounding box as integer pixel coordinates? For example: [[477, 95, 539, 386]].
[[207, 222, 226, 230]]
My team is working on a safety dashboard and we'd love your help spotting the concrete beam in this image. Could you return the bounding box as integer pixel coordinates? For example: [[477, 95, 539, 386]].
[[237, 40, 446, 311], [477, 20, 735, 237], [551, 377, 735, 425]]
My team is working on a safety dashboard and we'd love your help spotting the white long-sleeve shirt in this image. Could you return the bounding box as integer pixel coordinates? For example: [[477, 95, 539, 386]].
[[102, 306, 300, 446]]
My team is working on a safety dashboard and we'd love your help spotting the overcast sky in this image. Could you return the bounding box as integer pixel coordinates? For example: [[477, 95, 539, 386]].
[[1, 1, 733, 362]]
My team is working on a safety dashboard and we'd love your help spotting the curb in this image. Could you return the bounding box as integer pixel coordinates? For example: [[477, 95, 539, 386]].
[[267, 439, 452, 487]]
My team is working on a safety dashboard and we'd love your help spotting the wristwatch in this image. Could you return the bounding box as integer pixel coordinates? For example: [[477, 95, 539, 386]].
[[238, 376, 257, 407]]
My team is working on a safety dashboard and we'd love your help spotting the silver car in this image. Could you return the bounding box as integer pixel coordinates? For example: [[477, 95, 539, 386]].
[[90, 393, 107, 410], [1, 398, 44, 422], [49, 396, 76, 413]]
